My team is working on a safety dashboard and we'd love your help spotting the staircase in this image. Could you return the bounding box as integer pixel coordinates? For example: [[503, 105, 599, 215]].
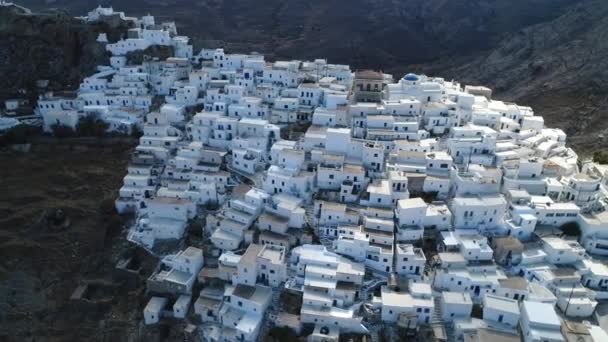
[[369, 330, 380, 342], [432, 295, 442, 323], [257, 283, 284, 342], [361, 278, 387, 301], [269, 284, 283, 312], [303, 203, 316, 229], [319, 237, 335, 252], [226, 163, 263, 188]]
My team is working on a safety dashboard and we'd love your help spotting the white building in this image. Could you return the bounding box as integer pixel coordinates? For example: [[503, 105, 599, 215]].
[[441, 292, 472, 322], [147, 246, 204, 295], [68, 9, 608, 339], [219, 284, 272, 342], [482, 294, 519, 329], [233, 243, 287, 288], [520, 301, 564, 342], [451, 195, 507, 231], [144, 297, 168, 325], [380, 286, 434, 324]]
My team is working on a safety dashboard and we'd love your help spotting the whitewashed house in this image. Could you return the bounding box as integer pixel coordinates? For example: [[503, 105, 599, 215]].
[[520, 301, 564, 342], [441, 292, 472, 322]]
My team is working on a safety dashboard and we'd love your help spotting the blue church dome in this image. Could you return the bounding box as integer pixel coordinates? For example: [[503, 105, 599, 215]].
[[403, 73, 419, 82]]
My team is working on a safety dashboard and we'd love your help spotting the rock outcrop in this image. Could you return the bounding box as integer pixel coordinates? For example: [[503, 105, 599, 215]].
[[0, 4, 131, 102]]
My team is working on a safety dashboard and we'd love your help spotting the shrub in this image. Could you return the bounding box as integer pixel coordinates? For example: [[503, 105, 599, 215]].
[[51, 123, 76, 138], [0, 125, 42, 146], [560, 221, 581, 237], [76, 115, 109, 137], [130, 125, 143, 138], [267, 327, 297, 342], [593, 150, 608, 164]]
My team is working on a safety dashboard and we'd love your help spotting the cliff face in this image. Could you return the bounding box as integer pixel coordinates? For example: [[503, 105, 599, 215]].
[[414, 0, 608, 152], [0, 5, 130, 101]]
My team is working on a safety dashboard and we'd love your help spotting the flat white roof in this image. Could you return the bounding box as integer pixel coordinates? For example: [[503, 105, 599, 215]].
[[522, 301, 560, 326], [484, 294, 519, 315], [145, 296, 168, 312], [452, 195, 506, 207], [397, 197, 427, 209], [409, 282, 432, 296], [382, 288, 413, 307], [442, 291, 472, 305]]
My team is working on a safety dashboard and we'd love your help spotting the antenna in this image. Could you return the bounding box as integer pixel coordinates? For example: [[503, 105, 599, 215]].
[[564, 282, 575, 315]]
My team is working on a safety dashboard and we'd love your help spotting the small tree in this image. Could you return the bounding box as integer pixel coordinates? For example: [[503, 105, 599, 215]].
[[561, 221, 581, 237], [76, 115, 108, 137], [130, 125, 143, 138], [0, 125, 42, 146], [266, 327, 297, 342], [51, 124, 76, 138], [593, 150, 608, 164]]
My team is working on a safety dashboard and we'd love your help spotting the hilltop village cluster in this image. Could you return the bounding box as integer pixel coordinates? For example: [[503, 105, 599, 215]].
[[27, 6, 608, 342]]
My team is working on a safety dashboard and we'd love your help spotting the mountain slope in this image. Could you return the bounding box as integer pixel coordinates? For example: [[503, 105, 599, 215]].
[[414, 0, 608, 151], [19, 0, 574, 68], [0, 4, 131, 101]]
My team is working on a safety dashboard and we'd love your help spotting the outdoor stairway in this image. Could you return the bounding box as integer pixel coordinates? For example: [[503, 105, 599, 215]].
[[361, 278, 387, 301], [432, 295, 442, 323], [369, 329, 380, 342], [303, 203, 316, 229], [319, 237, 335, 251], [269, 284, 283, 312], [257, 283, 284, 342]]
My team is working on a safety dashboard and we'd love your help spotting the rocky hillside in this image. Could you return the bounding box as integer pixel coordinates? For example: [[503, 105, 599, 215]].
[[414, 0, 608, 152], [20, 0, 574, 68], [0, 4, 131, 102]]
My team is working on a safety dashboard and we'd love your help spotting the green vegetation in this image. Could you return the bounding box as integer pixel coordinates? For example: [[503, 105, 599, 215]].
[[130, 125, 143, 138], [50, 115, 111, 138], [266, 326, 297, 342], [593, 150, 608, 164], [50, 123, 76, 138], [76, 115, 109, 137], [560, 221, 581, 237], [0, 125, 42, 146]]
